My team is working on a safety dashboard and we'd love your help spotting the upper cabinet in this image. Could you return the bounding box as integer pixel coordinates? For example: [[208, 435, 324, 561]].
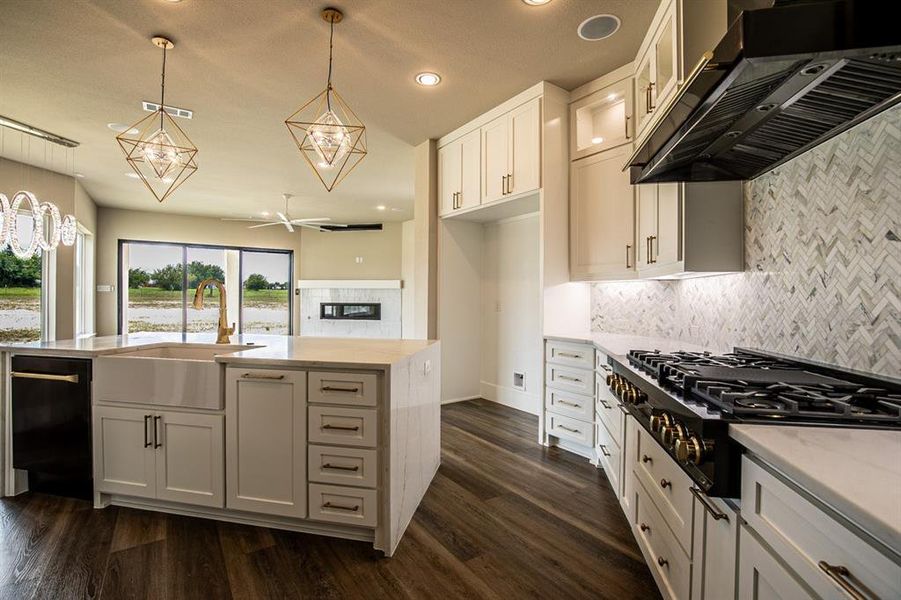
[[635, 2, 678, 138], [571, 76, 633, 161], [439, 84, 555, 220]]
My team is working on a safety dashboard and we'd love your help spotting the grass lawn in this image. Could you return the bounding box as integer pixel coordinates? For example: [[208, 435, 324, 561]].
[[129, 287, 288, 307], [0, 287, 41, 299]]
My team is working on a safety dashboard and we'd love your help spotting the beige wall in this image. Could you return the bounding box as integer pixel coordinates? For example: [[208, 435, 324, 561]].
[[298, 223, 403, 280], [95, 207, 404, 336], [0, 157, 98, 340]]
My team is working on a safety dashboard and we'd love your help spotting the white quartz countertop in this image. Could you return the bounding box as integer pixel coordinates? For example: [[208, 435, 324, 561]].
[[0, 333, 438, 368], [730, 424, 901, 553], [544, 330, 712, 356]]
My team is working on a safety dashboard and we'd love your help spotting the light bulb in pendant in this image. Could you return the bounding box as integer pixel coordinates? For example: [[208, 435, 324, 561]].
[[138, 128, 182, 178], [308, 109, 351, 166]]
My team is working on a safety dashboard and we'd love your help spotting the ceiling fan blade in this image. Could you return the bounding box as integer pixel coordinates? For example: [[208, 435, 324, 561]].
[[222, 218, 269, 223], [284, 221, 295, 233], [247, 222, 282, 229], [290, 217, 332, 223]]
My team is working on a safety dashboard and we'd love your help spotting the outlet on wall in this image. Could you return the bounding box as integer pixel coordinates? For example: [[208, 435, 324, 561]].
[[513, 371, 525, 391]]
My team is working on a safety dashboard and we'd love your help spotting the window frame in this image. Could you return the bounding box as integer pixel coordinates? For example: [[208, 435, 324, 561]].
[[117, 239, 294, 336]]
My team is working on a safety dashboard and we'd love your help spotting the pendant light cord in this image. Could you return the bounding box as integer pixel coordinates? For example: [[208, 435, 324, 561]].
[[160, 44, 167, 130], [326, 15, 335, 111]]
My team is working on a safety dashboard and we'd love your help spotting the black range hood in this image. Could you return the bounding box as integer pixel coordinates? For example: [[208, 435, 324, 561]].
[[627, 0, 901, 184]]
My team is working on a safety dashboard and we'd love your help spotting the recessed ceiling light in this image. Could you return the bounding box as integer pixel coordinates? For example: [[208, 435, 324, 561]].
[[578, 14, 621, 41], [74, 173, 85, 179], [591, 136, 604, 145], [261, 211, 270, 217], [376, 205, 387, 211], [415, 72, 441, 86], [522, 0, 552, 5], [108, 122, 139, 134], [607, 93, 617, 101], [124, 172, 141, 179]]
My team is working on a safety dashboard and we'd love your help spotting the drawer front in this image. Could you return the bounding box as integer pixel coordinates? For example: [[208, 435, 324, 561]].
[[742, 456, 900, 600], [308, 445, 377, 488], [635, 426, 694, 554], [738, 524, 815, 600], [545, 387, 594, 421], [308, 483, 378, 528], [545, 363, 595, 396], [547, 413, 594, 447], [546, 340, 595, 370], [595, 379, 624, 446], [308, 406, 377, 448], [635, 478, 692, 600], [308, 371, 378, 407], [596, 420, 622, 496]]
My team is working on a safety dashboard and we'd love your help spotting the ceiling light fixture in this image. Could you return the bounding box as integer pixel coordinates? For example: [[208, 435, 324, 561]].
[[415, 72, 441, 86], [0, 191, 77, 258], [375, 205, 386, 211], [116, 36, 198, 203], [285, 8, 367, 193], [591, 136, 604, 145], [522, 0, 552, 5]]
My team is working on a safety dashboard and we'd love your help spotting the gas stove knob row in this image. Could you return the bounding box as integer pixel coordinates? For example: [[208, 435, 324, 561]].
[[649, 412, 673, 433], [660, 421, 688, 448], [674, 436, 714, 465]]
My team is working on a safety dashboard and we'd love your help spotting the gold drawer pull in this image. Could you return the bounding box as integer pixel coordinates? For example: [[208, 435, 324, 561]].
[[558, 375, 582, 383], [599, 400, 612, 410], [322, 424, 360, 432], [818, 562, 872, 600], [640, 523, 650, 532], [657, 556, 668, 568], [558, 425, 581, 434], [690, 486, 729, 522], [557, 399, 582, 408], [642, 455, 652, 464], [241, 373, 285, 380], [660, 478, 671, 489], [321, 385, 360, 393], [557, 352, 583, 359], [323, 463, 360, 472], [11, 371, 79, 384], [323, 501, 359, 512]]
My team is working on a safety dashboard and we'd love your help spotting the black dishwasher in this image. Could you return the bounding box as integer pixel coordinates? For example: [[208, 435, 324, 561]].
[[11, 355, 93, 500]]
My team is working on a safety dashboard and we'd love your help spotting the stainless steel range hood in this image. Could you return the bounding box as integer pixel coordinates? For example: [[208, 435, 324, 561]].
[[627, 0, 901, 184]]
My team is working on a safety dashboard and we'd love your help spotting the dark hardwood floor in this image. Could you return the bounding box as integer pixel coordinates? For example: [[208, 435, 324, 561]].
[[0, 399, 659, 599]]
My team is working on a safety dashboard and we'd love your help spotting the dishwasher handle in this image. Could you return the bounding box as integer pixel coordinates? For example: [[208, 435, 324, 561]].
[[11, 371, 80, 384]]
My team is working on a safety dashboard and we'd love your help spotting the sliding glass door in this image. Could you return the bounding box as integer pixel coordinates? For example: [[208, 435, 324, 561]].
[[120, 241, 292, 335]]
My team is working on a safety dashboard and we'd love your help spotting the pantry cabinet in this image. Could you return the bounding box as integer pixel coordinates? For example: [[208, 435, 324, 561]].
[[225, 368, 307, 518], [571, 76, 633, 161], [439, 129, 480, 216], [482, 98, 541, 204], [570, 145, 636, 281]]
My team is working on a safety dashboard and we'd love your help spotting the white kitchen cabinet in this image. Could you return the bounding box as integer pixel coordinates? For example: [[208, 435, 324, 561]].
[[739, 526, 815, 600], [635, 1, 677, 138], [93, 405, 157, 499], [154, 411, 224, 508], [691, 489, 739, 600], [637, 182, 681, 272], [570, 145, 636, 281], [93, 405, 223, 508], [482, 98, 541, 204], [438, 129, 481, 216], [572, 76, 633, 161], [225, 368, 307, 518]]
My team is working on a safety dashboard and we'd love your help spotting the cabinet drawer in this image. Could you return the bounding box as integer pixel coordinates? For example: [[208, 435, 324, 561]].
[[547, 413, 594, 447], [634, 426, 694, 554], [738, 524, 815, 600], [742, 457, 900, 600], [545, 387, 594, 421], [596, 420, 622, 496], [308, 372, 378, 407], [595, 350, 612, 375], [308, 445, 377, 488], [546, 340, 595, 370], [595, 380, 624, 446], [308, 406, 377, 448], [308, 483, 378, 528], [635, 477, 691, 600], [545, 363, 595, 396]]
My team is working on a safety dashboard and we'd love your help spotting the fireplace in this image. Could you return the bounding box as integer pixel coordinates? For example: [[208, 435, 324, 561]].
[[320, 302, 381, 321]]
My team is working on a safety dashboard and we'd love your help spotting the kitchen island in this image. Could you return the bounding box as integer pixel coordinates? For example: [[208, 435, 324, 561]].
[[0, 333, 441, 557]]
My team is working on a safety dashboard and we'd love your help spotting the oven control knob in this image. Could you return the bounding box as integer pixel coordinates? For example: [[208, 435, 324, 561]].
[[606, 372, 615, 387], [674, 436, 714, 465], [661, 422, 687, 448], [650, 412, 673, 433]]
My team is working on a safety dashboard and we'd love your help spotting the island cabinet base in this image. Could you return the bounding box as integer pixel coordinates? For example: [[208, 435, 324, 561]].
[[88, 342, 441, 557]]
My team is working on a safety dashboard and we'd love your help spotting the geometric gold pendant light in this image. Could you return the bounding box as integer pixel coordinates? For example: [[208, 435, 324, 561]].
[[285, 8, 367, 192], [117, 36, 198, 203]]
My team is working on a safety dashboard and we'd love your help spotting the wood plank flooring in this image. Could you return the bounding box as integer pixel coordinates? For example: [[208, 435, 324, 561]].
[[0, 399, 659, 599]]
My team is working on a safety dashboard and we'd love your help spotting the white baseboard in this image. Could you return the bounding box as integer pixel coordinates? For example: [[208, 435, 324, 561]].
[[480, 381, 539, 416], [441, 395, 481, 405]]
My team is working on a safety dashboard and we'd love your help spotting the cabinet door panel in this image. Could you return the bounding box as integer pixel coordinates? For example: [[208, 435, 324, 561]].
[[482, 115, 509, 204], [637, 183, 658, 270], [438, 141, 461, 216], [93, 405, 156, 499], [571, 78, 634, 160], [692, 493, 739, 600], [739, 526, 814, 600], [459, 129, 481, 210], [655, 183, 681, 267], [654, 5, 678, 112], [634, 51, 654, 137], [226, 369, 307, 518], [570, 146, 635, 280], [509, 98, 541, 196], [155, 412, 224, 508]]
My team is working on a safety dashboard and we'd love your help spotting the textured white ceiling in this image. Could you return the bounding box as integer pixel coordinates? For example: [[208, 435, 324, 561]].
[[0, 0, 656, 222]]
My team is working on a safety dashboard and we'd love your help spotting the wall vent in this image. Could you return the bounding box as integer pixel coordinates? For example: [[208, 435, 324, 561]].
[[142, 101, 193, 119]]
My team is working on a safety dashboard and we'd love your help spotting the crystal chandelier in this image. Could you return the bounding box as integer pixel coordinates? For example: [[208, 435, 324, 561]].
[[116, 36, 198, 203], [285, 8, 367, 192], [0, 191, 77, 259]]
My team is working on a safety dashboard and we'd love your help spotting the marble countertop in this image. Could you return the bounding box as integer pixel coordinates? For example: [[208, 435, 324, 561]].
[[0, 333, 438, 368], [730, 424, 901, 553], [544, 329, 712, 356]]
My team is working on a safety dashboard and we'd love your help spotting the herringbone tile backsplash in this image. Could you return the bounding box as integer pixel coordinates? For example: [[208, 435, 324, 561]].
[[591, 105, 901, 376]]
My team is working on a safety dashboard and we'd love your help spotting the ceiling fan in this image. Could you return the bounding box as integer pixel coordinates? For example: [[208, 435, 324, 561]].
[[221, 193, 348, 233]]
